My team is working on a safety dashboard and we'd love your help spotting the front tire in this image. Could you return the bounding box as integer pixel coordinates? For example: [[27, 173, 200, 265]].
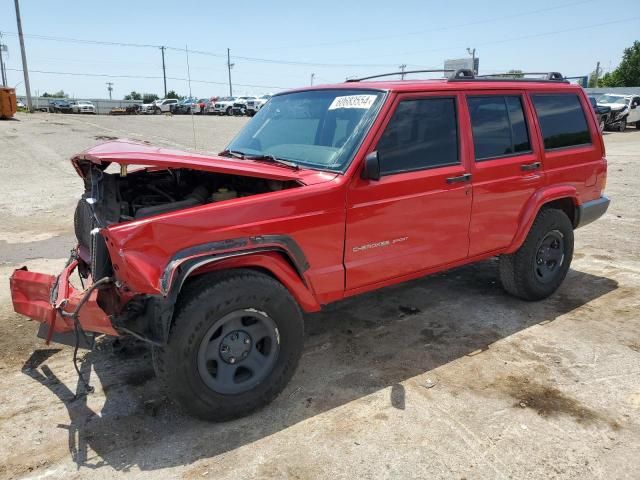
[[153, 269, 304, 421], [499, 208, 573, 301], [618, 118, 627, 132]]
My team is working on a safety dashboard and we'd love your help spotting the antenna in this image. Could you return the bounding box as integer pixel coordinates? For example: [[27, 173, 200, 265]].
[[186, 45, 196, 150]]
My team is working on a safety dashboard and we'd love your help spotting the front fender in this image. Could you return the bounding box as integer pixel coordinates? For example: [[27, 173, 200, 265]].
[[505, 185, 578, 254], [190, 252, 321, 313]]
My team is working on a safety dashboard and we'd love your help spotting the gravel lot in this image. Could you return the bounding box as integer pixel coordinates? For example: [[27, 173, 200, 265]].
[[1, 113, 639, 480]]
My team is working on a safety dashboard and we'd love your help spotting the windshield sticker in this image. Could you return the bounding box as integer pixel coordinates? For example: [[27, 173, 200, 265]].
[[328, 95, 377, 110]]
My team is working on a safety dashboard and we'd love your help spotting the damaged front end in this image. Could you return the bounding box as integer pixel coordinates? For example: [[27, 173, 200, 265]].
[[10, 140, 310, 347], [10, 254, 118, 345]]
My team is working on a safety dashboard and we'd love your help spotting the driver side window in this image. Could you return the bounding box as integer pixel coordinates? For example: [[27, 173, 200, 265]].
[[377, 97, 459, 175]]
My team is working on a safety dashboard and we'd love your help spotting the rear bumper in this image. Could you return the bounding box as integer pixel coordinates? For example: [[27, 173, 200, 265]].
[[576, 196, 610, 229], [10, 260, 118, 341]]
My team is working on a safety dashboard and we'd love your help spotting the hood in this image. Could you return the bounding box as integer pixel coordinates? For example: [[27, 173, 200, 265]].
[[598, 102, 628, 111], [72, 139, 339, 186]]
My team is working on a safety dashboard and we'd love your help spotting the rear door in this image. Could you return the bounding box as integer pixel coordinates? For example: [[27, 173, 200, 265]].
[[345, 92, 472, 291], [464, 91, 545, 256], [530, 90, 604, 202]]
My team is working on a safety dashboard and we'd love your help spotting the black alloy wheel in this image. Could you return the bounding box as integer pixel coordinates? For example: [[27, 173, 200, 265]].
[[533, 230, 565, 284], [197, 309, 280, 395]]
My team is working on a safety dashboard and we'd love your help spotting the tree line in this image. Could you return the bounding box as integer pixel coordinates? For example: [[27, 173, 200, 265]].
[[589, 41, 640, 88], [124, 90, 183, 103]]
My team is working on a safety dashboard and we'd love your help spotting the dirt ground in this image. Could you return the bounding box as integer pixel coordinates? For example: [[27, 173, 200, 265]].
[[0, 112, 639, 480]]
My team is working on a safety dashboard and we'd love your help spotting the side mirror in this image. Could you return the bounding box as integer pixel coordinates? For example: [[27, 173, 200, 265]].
[[361, 151, 381, 181]]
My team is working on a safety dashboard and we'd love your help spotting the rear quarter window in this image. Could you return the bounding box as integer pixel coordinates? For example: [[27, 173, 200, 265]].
[[531, 94, 591, 150]]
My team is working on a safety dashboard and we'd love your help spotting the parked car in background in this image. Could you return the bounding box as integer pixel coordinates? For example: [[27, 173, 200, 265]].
[[210, 96, 236, 115], [48, 99, 73, 113], [588, 96, 610, 132], [16, 99, 26, 109], [246, 94, 271, 116], [205, 96, 218, 114], [173, 98, 197, 114], [71, 100, 96, 114], [597, 94, 640, 131], [192, 98, 210, 114], [139, 102, 156, 114], [231, 96, 256, 116], [154, 98, 179, 114]]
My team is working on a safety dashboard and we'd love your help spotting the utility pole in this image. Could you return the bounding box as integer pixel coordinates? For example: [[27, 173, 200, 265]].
[[466, 47, 477, 74], [160, 46, 167, 97], [0, 32, 7, 87], [593, 61, 601, 87], [106, 82, 113, 100], [14, 0, 32, 110], [310, 73, 315, 86], [399, 64, 407, 80], [227, 48, 234, 96]]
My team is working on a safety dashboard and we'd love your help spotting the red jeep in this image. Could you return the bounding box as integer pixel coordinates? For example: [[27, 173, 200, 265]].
[[10, 70, 609, 421]]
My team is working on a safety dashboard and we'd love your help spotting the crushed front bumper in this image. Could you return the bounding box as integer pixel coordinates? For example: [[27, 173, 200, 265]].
[[10, 259, 119, 342]]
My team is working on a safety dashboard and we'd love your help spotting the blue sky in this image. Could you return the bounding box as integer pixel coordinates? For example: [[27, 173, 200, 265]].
[[1, 0, 639, 99]]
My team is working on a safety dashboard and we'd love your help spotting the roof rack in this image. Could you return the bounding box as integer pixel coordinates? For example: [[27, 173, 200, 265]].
[[448, 70, 568, 83], [346, 69, 455, 82], [345, 69, 568, 83]]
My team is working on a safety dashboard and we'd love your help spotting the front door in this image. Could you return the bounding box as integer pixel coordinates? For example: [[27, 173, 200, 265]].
[[345, 93, 472, 291]]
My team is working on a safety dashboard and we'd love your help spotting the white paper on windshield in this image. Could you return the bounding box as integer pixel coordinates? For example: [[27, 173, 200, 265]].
[[328, 95, 377, 110]]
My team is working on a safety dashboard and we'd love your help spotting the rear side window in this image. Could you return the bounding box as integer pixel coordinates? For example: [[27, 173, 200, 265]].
[[467, 96, 531, 160], [532, 94, 591, 150], [377, 97, 459, 175]]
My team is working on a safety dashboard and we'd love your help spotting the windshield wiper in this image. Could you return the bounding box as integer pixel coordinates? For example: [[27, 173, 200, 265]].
[[219, 149, 246, 159], [243, 154, 299, 170], [219, 149, 299, 170]]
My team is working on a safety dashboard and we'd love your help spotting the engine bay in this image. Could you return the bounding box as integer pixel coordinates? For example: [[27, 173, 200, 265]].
[[74, 166, 300, 252]]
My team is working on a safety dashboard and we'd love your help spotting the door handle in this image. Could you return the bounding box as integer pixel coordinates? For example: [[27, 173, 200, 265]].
[[446, 173, 472, 184], [521, 162, 541, 171]]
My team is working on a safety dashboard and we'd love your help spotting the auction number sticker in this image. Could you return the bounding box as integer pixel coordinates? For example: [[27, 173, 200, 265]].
[[328, 95, 377, 110]]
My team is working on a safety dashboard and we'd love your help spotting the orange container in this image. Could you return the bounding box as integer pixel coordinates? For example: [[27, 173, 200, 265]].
[[0, 87, 17, 119]]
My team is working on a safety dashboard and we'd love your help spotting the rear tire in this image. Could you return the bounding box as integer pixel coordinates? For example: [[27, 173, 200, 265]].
[[499, 208, 573, 301], [153, 269, 304, 421]]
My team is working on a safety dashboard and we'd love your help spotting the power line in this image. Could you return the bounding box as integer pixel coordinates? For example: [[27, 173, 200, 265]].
[[0, 31, 400, 68], [349, 16, 640, 60], [1, 32, 161, 49], [5, 67, 290, 90], [5, 14, 635, 70]]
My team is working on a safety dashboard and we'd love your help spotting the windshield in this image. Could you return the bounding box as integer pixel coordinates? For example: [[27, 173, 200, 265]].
[[598, 95, 628, 105], [226, 89, 385, 172]]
